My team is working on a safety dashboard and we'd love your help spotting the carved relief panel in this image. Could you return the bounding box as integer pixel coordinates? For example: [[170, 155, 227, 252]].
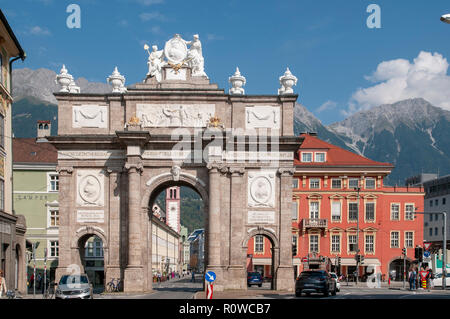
[[248, 170, 276, 208], [136, 104, 215, 127], [76, 169, 105, 207], [245, 106, 280, 129], [73, 105, 108, 128]]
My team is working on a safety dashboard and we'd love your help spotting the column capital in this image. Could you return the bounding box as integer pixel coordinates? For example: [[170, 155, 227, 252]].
[[106, 167, 124, 175], [207, 162, 227, 174], [124, 162, 143, 174], [56, 166, 73, 176], [229, 167, 245, 176], [278, 167, 295, 176]]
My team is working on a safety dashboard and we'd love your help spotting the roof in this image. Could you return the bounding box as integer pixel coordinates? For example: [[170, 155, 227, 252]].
[[13, 138, 57, 164], [0, 10, 25, 60], [295, 134, 393, 168]]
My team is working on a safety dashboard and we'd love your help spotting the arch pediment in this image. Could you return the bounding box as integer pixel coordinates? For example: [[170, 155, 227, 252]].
[[329, 194, 345, 200]]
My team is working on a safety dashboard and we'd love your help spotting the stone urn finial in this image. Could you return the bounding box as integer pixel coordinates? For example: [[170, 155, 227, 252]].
[[278, 67, 298, 95], [55, 64, 74, 93], [107, 66, 127, 93], [68, 79, 80, 93], [229, 67, 246, 95]]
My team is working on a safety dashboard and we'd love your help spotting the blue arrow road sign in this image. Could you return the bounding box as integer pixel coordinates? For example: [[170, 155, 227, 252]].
[[205, 271, 216, 283], [424, 251, 431, 258]]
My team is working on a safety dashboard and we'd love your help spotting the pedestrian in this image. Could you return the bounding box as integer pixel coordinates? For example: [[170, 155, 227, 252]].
[[408, 268, 415, 290], [191, 270, 195, 283], [0, 270, 6, 298], [426, 267, 433, 291], [37, 273, 42, 290]]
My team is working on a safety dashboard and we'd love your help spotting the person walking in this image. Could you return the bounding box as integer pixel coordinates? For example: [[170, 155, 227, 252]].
[[408, 268, 415, 290], [191, 270, 195, 283], [0, 270, 7, 298], [426, 267, 433, 291]]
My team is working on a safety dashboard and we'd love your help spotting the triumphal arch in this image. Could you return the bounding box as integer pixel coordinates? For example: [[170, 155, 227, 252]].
[[49, 34, 302, 292]]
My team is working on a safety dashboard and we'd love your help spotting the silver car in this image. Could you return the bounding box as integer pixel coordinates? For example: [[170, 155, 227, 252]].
[[329, 272, 341, 292], [55, 274, 93, 299]]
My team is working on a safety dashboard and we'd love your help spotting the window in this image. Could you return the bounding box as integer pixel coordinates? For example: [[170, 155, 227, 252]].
[[331, 235, 340, 253], [48, 174, 59, 192], [348, 235, 357, 252], [430, 214, 433, 222], [309, 235, 319, 253], [435, 227, 438, 236], [430, 200, 433, 207], [348, 203, 358, 221], [331, 201, 341, 222], [365, 178, 376, 189], [405, 204, 414, 220], [309, 178, 320, 189], [292, 201, 298, 220], [292, 235, 297, 256], [254, 235, 264, 253], [49, 209, 59, 227], [365, 202, 375, 221], [86, 241, 94, 257], [331, 179, 342, 189], [348, 178, 359, 189], [50, 241, 59, 257], [302, 152, 312, 162], [391, 204, 400, 220], [309, 202, 319, 219], [94, 240, 103, 257], [405, 232, 413, 248], [429, 228, 433, 237], [0, 115, 4, 149], [443, 198, 446, 205], [435, 199, 438, 206], [391, 232, 399, 248], [0, 179, 4, 211], [365, 235, 374, 253], [315, 152, 325, 162], [292, 178, 298, 188]]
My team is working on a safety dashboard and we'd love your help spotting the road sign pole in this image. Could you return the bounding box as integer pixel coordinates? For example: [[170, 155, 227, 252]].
[[206, 282, 213, 299]]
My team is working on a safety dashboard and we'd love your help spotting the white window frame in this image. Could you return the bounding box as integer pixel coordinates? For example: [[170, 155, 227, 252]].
[[390, 231, 400, 248], [331, 178, 342, 189], [47, 172, 59, 192], [404, 231, 414, 248], [365, 234, 375, 254], [48, 208, 59, 228], [301, 152, 313, 163], [309, 178, 320, 189], [254, 235, 264, 253], [309, 234, 319, 253], [49, 240, 59, 258], [365, 201, 376, 222], [348, 234, 357, 253], [348, 178, 359, 189], [0, 178, 4, 211], [314, 152, 326, 163], [331, 234, 341, 254], [331, 201, 341, 222], [309, 201, 319, 219], [365, 178, 376, 189], [292, 235, 298, 256], [391, 203, 400, 221], [404, 203, 415, 221], [348, 202, 358, 222], [292, 178, 299, 189], [292, 200, 298, 220]]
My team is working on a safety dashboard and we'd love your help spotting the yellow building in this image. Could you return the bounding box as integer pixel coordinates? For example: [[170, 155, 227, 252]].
[[0, 9, 27, 293]]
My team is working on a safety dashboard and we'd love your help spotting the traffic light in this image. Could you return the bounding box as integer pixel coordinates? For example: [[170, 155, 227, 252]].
[[402, 248, 406, 256], [355, 254, 360, 263], [337, 257, 341, 267], [414, 247, 419, 259]]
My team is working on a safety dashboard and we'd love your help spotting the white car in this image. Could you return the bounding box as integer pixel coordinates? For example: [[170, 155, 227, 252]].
[[329, 272, 340, 292], [432, 273, 450, 287]]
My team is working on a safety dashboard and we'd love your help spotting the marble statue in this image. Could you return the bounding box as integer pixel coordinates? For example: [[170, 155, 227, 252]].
[[184, 34, 207, 77], [145, 44, 164, 82]]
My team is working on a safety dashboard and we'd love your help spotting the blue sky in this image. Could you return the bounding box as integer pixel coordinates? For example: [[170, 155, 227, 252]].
[[2, 0, 450, 124]]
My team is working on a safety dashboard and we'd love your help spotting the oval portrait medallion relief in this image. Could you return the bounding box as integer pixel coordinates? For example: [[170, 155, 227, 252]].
[[250, 176, 272, 206], [79, 175, 101, 204]]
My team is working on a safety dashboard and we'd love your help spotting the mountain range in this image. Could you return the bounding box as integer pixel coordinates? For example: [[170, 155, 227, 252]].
[[11, 68, 450, 186]]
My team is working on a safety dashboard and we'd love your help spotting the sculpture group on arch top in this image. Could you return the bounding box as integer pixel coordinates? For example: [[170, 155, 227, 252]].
[[55, 33, 298, 97]]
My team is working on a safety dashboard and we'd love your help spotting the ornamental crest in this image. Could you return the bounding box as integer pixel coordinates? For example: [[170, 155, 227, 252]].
[[164, 34, 188, 64]]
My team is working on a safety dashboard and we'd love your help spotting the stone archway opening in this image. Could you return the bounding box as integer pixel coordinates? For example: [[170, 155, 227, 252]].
[[389, 258, 412, 282], [77, 234, 105, 291], [147, 179, 207, 290], [246, 234, 276, 290]]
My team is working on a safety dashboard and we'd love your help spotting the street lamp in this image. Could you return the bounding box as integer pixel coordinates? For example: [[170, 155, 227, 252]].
[[441, 14, 450, 24], [415, 210, 447, 290]]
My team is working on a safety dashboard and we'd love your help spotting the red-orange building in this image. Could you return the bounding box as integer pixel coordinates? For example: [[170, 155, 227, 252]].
[[247, 133, 424, 282]]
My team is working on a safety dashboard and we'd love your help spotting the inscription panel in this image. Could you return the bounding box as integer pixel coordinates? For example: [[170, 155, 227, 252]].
[[73, 105, 108, 128], [77, 210, 105, 223], [245, 105, 280, 129], [247, 211, 275, 224]]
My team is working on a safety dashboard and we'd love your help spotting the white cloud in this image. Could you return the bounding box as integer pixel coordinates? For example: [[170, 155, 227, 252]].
[[149, 26, 162, 35], [136, 0, 164, 5], [28, 26, 51, 36], [344, 51, 450, 115], [316, 100, 337, 113], [139, 12, 166, 22], [206, 34, 224, 41]]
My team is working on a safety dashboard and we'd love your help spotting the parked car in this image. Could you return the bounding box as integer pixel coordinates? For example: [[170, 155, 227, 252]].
[[55, 274, 93, 299], [295, 270, 337, 297], [432, 273, 450, 287], [247, 272, 263, 287], [329, 272, 340, 292]]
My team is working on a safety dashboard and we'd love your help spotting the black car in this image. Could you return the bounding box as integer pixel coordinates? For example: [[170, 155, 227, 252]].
[[295, 270, 337, 297]]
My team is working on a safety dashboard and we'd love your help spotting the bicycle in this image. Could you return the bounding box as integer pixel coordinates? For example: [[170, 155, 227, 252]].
[[43, 282, 55, 299], [106, 278, 122, 293]]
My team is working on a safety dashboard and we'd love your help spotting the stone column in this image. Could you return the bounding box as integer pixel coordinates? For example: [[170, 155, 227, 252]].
[[206, 163, 224, 290], [228, 167, 246, 289], [54, 166, 73, 282], [105, 168, 122, 283], [123, 162, 144, 292], [276, 167, 295, 291]]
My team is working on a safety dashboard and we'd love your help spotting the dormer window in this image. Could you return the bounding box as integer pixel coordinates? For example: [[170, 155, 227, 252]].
[[365, 178, 376, 189], [301, 152, 312, 162], [315, 152, 326, 162]]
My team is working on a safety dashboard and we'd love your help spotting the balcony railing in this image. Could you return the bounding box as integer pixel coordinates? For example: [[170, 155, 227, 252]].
[[302, 218, 328, 230]]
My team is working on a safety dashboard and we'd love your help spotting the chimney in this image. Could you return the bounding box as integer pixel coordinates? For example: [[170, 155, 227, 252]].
[[37, 120, 51, 142]]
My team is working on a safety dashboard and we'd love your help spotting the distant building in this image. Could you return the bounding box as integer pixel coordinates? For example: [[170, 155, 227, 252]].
[[247, 133, 425, 282], [13, 123, 59, 285], [166, 186, 180, 233], [180, 225, 189, 272], [405, 173, 437, 187], [0, 9, 27, 293], [188, 229, 204, 272]]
